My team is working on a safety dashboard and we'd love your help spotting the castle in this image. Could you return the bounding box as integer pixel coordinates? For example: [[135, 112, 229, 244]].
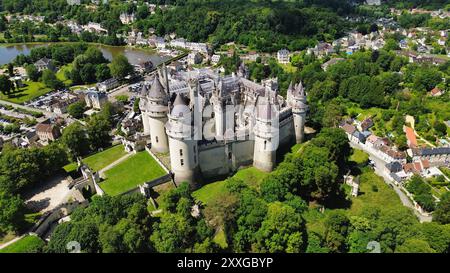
[[139, 67, 308, 187]]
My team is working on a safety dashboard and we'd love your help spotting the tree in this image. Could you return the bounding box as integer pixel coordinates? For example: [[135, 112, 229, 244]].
[[67, 101, 86, 119], [61, 122, 90, 158], [80, 63, 97, 84], [434, 192, 450, 224], [42, 69, 63, 90], [384, 38, 400, 51], [321, 100, 345, 128], [133, 98, 140, 113], [96, 63, 111, 82], [0, 75, 12, 95], [324, 211, 350, 253], [26, 64, 40, 82], [434, 121, 448, 137], [395, 239, 435, 253], [7, 63, 14, 76], [150, 212, 195, 253], [0, 191, 25, 234], [87, 114, 112, 151], [255, 202, 306, 253], [110, 54, 134, 79], [412, 67, 442, 92], [115, 95, 129, 104], [420, 222, 450, 253]]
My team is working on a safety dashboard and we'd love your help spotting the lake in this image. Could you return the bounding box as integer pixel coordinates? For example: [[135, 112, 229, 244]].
[[0, 43, 170, 66]]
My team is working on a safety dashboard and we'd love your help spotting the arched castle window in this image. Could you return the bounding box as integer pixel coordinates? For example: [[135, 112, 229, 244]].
[[180, 149, 183, 156], [264, 140, 267, 150], [156, 136, 159, 143], [180, 159, 184, 166]]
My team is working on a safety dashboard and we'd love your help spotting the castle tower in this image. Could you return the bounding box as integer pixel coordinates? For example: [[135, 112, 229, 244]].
[[146, 76, 169, 153], [287, 81, 308, 144], [253, 90, 279, 172], [212, 79, 226, 140], [139, 84, 151, 135], [166, 93, 199, 187]]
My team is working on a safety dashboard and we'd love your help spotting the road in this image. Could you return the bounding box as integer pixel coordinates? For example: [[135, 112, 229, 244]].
[[0, 99, 54, 119], [350, 142, 432, 223], [0, 99, 82, 126]]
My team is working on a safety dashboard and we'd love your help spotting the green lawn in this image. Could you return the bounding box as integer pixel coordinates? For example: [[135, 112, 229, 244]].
[[348, 169, 409, 215], [64, 145, 128, 173], [280, 63, 297, 73], [193, 167, 269, 205], [0, 235, 44, 253], [0, 81, 51, 104], [99, 151, 167, 196], [350, 149, 369, 165], [213, 228, 228, 249], [56, 64, 73, 86]]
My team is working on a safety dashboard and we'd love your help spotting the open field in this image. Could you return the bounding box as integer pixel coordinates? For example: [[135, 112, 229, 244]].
[[0, 235, 44, 253], [63, 145, 127, 173], [99, 151, 167, 196], [0, 81, 51, 104]]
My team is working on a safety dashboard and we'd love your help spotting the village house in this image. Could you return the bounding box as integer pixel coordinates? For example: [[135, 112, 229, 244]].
[[186, 42, 209, 54], [211, 54, 221, 65], [341, 123, 366, 144], [187, 52, 203, 65], [155, 37, 166, 49], [308, 42, 335, 57], [277, 49, 290, 64], [358, 118, 374, 132], [379, 145, 407, 164], [34, 58, 56, 72], [403, 159, 431, 176], [404, 126, 418, 148], [412, 147, 450, 165], [120, 13, 136, 25], [429, 87, 443, 97], [36, 122, 61, 143], [83, 22, 108, 34], [85, 90, 108, 109], [136, 61, 154, 74], [242, 51, 260, 62], [97, 78, 119, 92], [67, 0, 81, 5]]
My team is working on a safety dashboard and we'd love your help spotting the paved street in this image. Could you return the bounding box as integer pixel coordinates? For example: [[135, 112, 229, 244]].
[[350, 142, 432, 223]]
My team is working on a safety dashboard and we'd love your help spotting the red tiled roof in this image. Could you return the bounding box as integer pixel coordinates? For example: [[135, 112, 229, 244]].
[[405, 126, 417, 147], [421, 159, 430, 169], [341, 123, 356, 135], [430, 87, 441, 95]]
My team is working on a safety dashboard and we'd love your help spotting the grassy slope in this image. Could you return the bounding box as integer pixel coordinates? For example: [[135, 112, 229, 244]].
[[192, 167, 269, 205], [0, 235, 44, 253], [64, 145, 127, 173], [304, 166, 417, 238], [99, 151, 167, 196], [56, 64, 73, 86]]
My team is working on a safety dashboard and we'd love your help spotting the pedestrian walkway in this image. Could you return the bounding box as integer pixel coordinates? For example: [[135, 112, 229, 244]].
[[98, 152, 134, 178]]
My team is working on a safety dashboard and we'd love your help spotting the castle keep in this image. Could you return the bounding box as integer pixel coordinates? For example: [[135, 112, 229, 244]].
[[139, 68, 308, 187]]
